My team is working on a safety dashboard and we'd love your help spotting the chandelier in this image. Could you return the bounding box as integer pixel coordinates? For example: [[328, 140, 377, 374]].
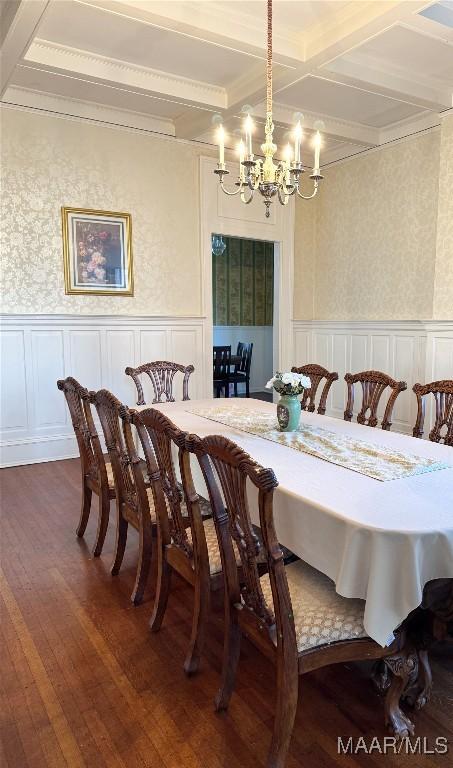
[[214, 0, 324, 217]]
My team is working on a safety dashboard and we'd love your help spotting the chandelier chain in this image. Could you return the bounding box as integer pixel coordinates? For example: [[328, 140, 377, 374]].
[[266, 0, 272, 116]]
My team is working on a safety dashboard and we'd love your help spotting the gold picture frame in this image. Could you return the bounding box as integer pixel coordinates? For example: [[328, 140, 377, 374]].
[[62, 207, 134, 296]]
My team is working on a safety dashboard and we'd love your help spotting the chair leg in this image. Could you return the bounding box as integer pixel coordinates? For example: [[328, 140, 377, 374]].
[[246, 379, 250, 398], [225, 382, 229, 398], [214, 608, 241, 712], [234, 382, 238, 397], [149, 537, 172, 632], [131, 517, 153, 606], [267, 655, 299, 768], [92, 492, 110, 557], [183, 576, 211, 676], [76, 480, 92, 538], [111, 505, 128, 575]]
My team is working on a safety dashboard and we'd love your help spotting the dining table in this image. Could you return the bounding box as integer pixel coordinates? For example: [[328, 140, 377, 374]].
[[137, 396, 453, 731]]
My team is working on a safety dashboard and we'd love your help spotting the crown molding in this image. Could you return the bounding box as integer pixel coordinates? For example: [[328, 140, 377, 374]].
[[1, 85, 176, 135], [25, 38, 227, 109]]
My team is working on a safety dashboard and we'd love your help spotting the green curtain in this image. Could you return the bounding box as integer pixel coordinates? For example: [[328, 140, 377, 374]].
[[213, 236, 274, 326]]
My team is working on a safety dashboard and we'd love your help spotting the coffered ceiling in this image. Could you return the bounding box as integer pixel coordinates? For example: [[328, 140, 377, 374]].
[[1, 0, 452, 165]]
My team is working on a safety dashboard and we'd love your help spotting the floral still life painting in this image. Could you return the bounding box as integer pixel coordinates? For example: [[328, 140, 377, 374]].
[[62, 208, 133, 295]]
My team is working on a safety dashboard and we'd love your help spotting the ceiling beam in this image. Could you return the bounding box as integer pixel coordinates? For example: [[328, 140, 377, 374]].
[[0, 0, 49, 97], [25, 39, 228, 110]]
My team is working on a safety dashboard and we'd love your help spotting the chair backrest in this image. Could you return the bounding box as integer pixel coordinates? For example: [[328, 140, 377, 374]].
[[213, 346, 231, 380], [125, 361, 194, 406], [132, 407, 194, 557], [344, 370, 407, 431], [91, 389, 138, 514], [291, 363, 338, 415], [235, 342, 253, 375], [57, 376, 104, 481], [186, 433, 295, 652], [413, 380, 453, 445]]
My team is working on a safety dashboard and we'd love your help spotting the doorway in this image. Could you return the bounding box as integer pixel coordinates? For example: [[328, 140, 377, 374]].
[[212, 234, 274, 400]]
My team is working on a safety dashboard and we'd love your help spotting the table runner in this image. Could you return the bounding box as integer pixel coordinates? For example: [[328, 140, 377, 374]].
[[188, 404, 450, 481]]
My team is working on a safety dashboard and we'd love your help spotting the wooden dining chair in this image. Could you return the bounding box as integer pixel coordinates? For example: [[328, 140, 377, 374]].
[[187, 433, 409, 768], [291, 363, 338, 415], [412, 380, 453, 445], [57, 376, 115, 556], [91, 389, 155, 605], [131, 406, 229, 675], [125, 361, 194, 406], [228, 342, 253, 397], [213, 345, 231, 398], [344, 370, 407, 430]]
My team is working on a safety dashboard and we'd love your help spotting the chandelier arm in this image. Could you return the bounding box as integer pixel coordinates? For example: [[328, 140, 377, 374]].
[[296, 183, 319, 200], [277, 187, 290, 206], [219, 179, 245, 196], [241, 187, 255, 204]]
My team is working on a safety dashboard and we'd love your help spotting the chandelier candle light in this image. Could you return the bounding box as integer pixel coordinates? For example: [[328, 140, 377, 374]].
[[214, 0, 324, 217]]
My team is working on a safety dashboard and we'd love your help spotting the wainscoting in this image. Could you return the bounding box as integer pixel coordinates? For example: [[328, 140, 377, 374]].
[[293, 320, 453, 435], [0, 315, 206, 467], [2, 315, 452, 466], [213, 325, 274, 394]]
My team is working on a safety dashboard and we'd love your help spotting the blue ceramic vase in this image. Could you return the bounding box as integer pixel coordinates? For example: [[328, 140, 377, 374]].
[[277, 394, 300, 432]]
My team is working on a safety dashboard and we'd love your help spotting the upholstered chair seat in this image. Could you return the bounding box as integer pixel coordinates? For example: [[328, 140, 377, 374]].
[[260, 559, 367, 653]]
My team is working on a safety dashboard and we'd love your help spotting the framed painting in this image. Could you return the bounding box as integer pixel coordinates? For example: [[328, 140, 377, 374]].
[[62, 207, 133, 295]]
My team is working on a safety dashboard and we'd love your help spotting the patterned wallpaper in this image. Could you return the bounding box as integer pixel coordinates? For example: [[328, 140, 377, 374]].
[[0, 108, 212, 316], [294, 130, 443, 321], [433, 115, 453, 320], [213, 236, 274, 325]]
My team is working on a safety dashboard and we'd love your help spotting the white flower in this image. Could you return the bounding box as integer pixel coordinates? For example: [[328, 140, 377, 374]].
[[297, 374, 311, 389], [265, 377, 276, 389]]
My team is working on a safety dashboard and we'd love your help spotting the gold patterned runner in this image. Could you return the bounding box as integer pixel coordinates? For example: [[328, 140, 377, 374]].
[[187, 404, 451, 482]]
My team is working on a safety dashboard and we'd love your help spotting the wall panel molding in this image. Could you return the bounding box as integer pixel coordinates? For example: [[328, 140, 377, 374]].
[[1, 313, 208, 467], [293, 319, 453, 434]]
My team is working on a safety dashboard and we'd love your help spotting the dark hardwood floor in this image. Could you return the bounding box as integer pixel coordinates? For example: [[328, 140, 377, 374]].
[[1, 458, 452, 767]]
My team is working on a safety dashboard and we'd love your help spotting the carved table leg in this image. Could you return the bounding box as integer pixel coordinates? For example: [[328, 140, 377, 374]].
[[402, 649, 433, 710], [383, 649, 418, 738]]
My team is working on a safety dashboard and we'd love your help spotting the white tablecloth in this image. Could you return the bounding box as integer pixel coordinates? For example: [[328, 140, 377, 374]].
[[140, 398, 453, 647]]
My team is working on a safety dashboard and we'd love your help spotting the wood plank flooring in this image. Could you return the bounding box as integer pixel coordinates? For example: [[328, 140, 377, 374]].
[[1, 458, 452, 767]]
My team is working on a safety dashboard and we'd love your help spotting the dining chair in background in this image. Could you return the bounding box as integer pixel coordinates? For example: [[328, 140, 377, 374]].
[[57, 376, 115, 557], [132, 407, 229, 675], [213, 345, 232, 398], [344, 370, 407, 431], [125, 361, 194, 406], [291, 363, 338, 415], [92, 389, 156, 605], [188, 433, 408, 768], [228, 341, 253, 397], [412, 379, 453, 445]]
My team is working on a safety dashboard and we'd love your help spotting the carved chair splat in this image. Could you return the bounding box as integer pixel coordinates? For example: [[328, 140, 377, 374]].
[[413, 380, 453, 445], [291, 364, 338, 415], [125, 361, 194, 406], [91, 389, 154, 605], [57, 377, 115, 556], [187, 434, 410, 768], [131, 407, 219, 676], [344, 370, 407, 431]]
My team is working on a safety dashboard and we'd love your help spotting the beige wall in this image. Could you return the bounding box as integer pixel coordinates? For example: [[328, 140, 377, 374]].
[[294, 128, 450, 321], [433, 115, 453, 320], [0, 107, 213, 316]]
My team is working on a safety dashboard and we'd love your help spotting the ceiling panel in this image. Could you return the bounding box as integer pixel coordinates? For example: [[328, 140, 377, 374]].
[[37, 0, 285, 86], [275, 75, 427, 127], [350, 24, 453, 85]]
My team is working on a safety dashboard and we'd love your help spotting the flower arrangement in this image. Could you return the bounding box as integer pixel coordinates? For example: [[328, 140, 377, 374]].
[[266, 371, 311, 396], [77, 226, 112, 283]]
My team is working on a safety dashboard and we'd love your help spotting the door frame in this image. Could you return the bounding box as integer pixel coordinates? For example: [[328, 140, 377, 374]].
[[199, 156, 294, 399]]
